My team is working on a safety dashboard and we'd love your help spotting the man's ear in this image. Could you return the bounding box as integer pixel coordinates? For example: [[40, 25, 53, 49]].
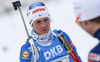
[[32, 23, 34, 27], [83, 21, 88, 25], [79, 21, 88, 26]]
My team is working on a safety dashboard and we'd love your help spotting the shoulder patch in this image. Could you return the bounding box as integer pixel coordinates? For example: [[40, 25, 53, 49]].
[[22, 51, 29, 59], [88, 53, 100, 61]]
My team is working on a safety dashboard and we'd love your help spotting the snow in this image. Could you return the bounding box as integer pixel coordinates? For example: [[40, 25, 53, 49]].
[[0, 0, 99, 62]]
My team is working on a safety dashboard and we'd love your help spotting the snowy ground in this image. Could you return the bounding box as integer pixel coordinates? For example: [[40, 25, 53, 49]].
[[0, 0, 99, 62]]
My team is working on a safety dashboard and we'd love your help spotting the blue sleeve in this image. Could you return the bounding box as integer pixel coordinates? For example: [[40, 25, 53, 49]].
[[20, 42, 32, 62]]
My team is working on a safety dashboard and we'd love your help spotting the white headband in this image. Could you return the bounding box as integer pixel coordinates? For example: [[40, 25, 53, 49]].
[[27, 6, 50, 26]]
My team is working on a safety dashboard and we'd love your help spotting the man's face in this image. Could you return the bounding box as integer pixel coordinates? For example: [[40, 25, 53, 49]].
[[32, 17, 50, 35], [79, 21, 93, 36]]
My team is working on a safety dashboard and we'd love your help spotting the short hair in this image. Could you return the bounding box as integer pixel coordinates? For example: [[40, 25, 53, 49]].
[[90, 16, 100, 23]]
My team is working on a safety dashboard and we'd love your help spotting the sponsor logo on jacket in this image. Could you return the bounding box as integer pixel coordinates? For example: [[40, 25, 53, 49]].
[[22, 51, 29, 59], [43, 45, 63, 60], [88, 53, 100, 61]]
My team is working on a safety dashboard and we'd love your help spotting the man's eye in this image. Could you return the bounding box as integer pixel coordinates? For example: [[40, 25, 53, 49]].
[[37, 21, 41, 23], [44, 19, 48, 22]]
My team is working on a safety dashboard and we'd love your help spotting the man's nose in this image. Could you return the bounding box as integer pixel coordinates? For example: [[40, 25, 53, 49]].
[[41, 22, 46, 27]]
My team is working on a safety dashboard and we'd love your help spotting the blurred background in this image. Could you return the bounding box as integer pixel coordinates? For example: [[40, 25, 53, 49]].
[[0, 0, 99, 62]]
